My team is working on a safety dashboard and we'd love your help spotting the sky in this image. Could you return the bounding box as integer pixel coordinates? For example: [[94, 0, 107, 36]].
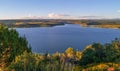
[[0, 0, 120, 19]]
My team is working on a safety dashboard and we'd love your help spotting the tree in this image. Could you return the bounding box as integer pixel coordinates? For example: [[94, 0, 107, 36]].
[[65, 47, 75, 59], [104, 38, 120, 62], [79, 43, 105, 66], [79, 45, 96, 66], [8, 51, 37, 71], [0, 25, 31, 68]]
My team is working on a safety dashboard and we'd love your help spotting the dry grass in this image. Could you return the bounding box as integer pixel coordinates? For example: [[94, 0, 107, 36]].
[[96, 24, 120, 29], [85, 63, 120, 71]]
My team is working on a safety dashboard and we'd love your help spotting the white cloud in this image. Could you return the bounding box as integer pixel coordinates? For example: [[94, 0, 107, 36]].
[[21, 16, 42, 19], [47, 13, 104, 19], [47, 13, 71, 19], [117, 10, 120, 13], [21, 14, 45, 19], [21, 13, 72, 19], [20, 13, 105, 19], [78, 16, 105, 19]]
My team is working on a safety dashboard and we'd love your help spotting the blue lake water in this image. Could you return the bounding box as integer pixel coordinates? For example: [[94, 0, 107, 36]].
[[16, 24, 120, 53]]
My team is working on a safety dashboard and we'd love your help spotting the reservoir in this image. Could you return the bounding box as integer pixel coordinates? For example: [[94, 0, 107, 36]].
[[16, 24, 120, 53]]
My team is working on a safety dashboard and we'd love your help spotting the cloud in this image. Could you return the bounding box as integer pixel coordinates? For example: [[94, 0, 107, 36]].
[[78, 16, 105, 19], [47, 13, 71, 19], [21, 16, 42, 19], [21, 13, 72, 19], [47, 13, 105, 19], [21, 14, 45, 19], [20, 13, 105, 19], [117, 10, 120, 13]]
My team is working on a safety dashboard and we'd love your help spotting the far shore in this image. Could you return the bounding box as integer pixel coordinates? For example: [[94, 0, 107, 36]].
[[1, 19, 120, 29]]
